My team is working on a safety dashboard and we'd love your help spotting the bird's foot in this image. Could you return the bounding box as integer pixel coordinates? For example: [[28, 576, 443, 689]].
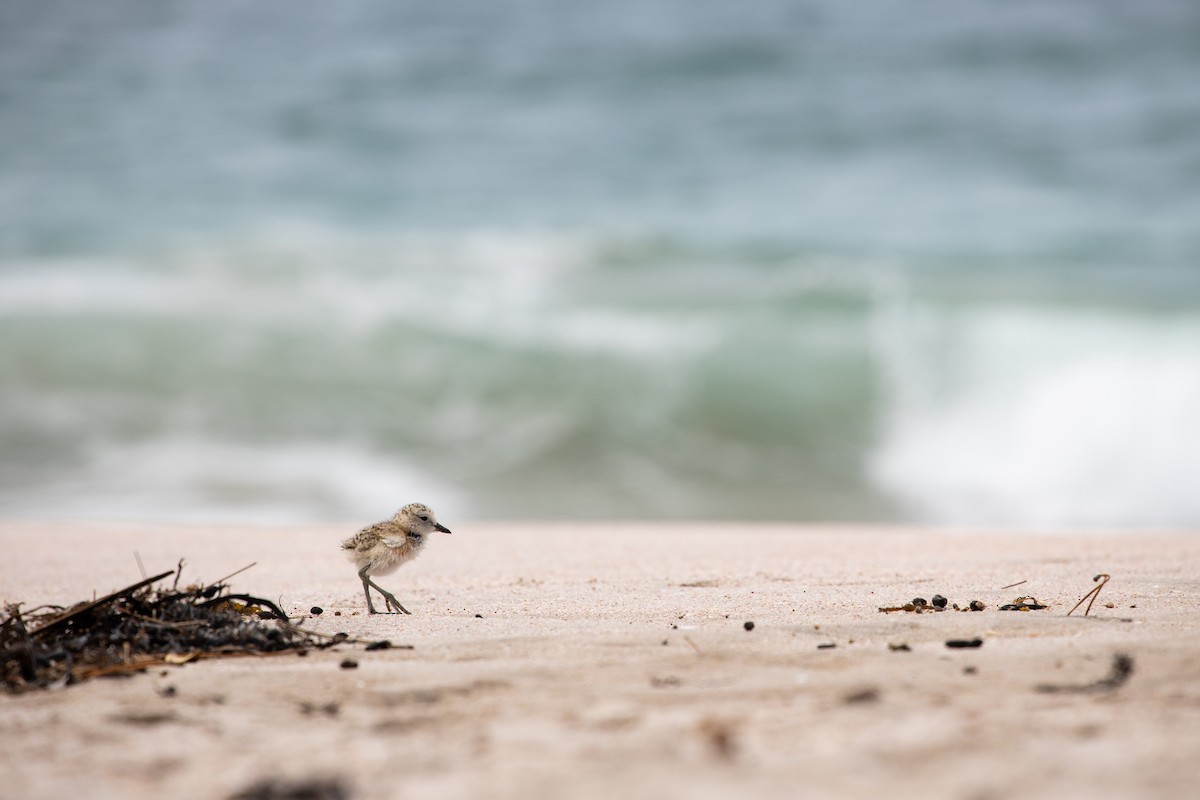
[[382, 593, 411, 615]]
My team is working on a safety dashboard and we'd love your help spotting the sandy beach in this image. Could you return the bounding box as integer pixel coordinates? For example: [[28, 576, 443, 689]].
[[2, 521, 1200, 800]]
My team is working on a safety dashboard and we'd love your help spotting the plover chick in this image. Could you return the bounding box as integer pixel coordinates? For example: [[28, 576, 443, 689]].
[[341, 503, 451, 614]]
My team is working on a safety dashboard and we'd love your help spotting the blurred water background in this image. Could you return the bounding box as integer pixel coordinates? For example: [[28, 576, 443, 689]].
[[2, 1, 1199, 527]]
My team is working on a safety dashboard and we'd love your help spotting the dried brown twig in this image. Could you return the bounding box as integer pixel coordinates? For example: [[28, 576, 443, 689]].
[[1067, 573, 1111, 617]]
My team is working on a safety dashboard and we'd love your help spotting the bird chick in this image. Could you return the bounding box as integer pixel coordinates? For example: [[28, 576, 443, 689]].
[[341, 503, 451, 614]]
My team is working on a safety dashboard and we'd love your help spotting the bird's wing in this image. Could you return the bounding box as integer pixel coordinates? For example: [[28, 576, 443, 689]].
[[381, 532, 408, 548], [343, 522, 386, 551]]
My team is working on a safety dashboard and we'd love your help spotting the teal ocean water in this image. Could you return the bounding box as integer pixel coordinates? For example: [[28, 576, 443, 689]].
[[2, 2, 1199, 526]]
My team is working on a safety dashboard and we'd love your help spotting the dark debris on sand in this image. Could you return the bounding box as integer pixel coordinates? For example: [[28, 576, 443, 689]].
[[1036, 653, 1135, 694], [229, 777, 351, 800], [1, 564, 361, 694]]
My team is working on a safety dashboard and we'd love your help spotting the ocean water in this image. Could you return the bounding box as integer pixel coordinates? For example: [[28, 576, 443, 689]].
[[2, 1, 1199, 526]]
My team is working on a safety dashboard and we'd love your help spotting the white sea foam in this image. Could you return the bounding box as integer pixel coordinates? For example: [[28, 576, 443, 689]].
[[5, 437, 463, 525], [871, 308, 1200, 528], [0, 263, 197, 316], [0, 230, 719, 362]]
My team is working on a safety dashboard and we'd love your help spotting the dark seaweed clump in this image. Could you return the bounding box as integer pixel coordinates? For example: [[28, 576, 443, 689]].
[[2, 565, 335, 694]]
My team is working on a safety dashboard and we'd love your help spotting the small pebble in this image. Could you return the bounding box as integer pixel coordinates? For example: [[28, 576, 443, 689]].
[[963, 665, 978, 674], [946, 638, 984, 649], [475, 614, 483, 618], [844, 688, 879, 704], [911, 597, 928, 607], [661, 639, 669, 646], [310, 606, 323, 615], [334, 611, 342, 616], [969, 600, 986, 611], [300, 701, 339, 717], [743, 621, 755, 631], [888, 643, 911, 652], [339, 659, 358, 670], [364, 640, 391, 651], [931, 594, 948, 608]]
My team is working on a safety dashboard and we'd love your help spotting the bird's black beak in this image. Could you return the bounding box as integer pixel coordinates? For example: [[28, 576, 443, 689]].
[[435, 523, 452, 534]]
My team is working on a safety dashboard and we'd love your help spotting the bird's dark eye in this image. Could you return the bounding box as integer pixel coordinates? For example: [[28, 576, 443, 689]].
[[419, 515, 429, 521]]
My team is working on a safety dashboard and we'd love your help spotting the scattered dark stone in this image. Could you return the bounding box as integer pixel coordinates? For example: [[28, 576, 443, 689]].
[[339, 659, 358, 670], [331, 632, 349, 643], [475, 614, 483, 618], [112, 711, 178, 726], [229, 776, 351, 800], [888, 643, 911, 652], [879, 600, 941, 614], [743, 621, 755, 631], [931, 594, 948, 608], [698, 718, 737, 761], [661, 639, 669, 646], [158, 684, 177, 697], [364, 640, 391, 651], [334, 611, 342, 616], [300, 701, 340, 717], [1036, 654, 1134, 694], [969, 600, 986, 611], [817, 643, 837, 650], [310, 607, 323, 615], [844, 688, 880, 704], [963, 666, 978, 675], [946, 638, 984, 649]]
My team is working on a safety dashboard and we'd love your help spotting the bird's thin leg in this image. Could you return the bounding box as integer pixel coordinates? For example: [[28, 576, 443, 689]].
[[368, 577, 411, 615], [359, 575, 379, 614], [358, 566, 411, 614]]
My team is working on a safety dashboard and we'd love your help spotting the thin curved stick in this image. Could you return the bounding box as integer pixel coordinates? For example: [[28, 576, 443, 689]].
[[1067, 573, 1110, 617]]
